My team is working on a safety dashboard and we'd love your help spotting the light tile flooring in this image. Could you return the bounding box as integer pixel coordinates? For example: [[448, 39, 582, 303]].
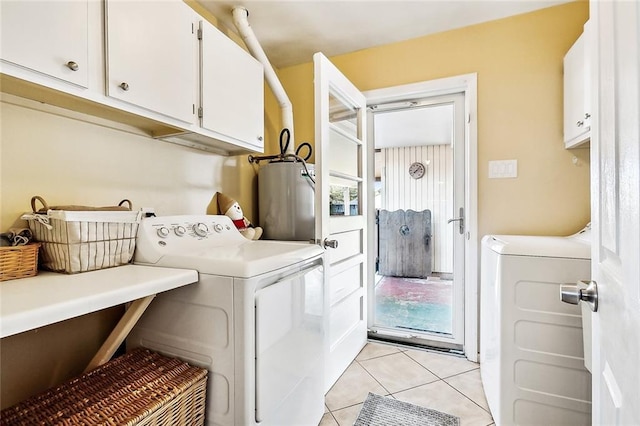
[[320, 341, 495, 426]]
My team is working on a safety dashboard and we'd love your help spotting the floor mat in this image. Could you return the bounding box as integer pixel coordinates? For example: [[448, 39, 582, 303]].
[[355, 393, 460, 426]]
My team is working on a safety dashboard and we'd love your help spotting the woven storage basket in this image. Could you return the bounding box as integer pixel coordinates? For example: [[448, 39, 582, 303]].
[[0, 243, 40, 282], [21, 197, 142, 274], [0, 349, 208, 426]]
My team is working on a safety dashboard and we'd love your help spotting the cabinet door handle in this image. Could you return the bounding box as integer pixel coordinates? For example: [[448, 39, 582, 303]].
[[584, 113, 591, 119], [576, 120, 584, 127], [119, 82, 130, 91], [66, 61, 79, 71]]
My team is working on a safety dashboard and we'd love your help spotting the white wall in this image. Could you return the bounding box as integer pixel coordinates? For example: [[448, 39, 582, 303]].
[[380, 144, 453, 273], [0, 98, 243, 229]]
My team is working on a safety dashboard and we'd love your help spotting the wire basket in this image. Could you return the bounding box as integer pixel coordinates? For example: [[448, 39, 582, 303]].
[[21, 197, 142, 274], [0, 349, 208, 426], [0, 243, 40, 282]]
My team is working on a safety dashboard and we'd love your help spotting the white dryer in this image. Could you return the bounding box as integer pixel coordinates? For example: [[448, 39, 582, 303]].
[[127, 215, 326, 426], [480, 228, 592, 425]]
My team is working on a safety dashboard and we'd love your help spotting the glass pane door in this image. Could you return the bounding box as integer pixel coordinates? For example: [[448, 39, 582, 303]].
[[369, 93, 465, 350], [313, 52, 368, 390]]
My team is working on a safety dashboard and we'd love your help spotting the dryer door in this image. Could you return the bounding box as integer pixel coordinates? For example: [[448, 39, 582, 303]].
[[255, 262, 324, 425]]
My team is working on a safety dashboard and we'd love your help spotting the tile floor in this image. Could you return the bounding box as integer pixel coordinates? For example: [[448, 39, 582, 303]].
[[320, 341, 494, 426]]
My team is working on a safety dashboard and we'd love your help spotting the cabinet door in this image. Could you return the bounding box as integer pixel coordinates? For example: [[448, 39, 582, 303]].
[[563, 33, 590, 147], [0, 1, 89, 88], [200, 21, 264, 148], [105, 0, 196, 124]]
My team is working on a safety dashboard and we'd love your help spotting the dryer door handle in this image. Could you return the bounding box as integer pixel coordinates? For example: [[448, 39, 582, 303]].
[[272, 263, 323, 286]]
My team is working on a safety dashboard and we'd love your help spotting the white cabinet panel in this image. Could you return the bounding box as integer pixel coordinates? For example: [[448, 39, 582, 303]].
[[0, 1, 89, 88], [200, 20, 264, 148], [563, 27, 591, 148], [105, 0, 196, 124], [329, 263, 362, 306]]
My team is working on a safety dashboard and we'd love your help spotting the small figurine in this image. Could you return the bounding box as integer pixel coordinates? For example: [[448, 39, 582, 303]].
[[216, 192, 263, 240]]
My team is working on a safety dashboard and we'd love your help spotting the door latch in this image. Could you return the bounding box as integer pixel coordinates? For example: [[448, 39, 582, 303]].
[[323, 239, 338, 249], [560, 280, 598, 312], [447, 207, 464, 235]]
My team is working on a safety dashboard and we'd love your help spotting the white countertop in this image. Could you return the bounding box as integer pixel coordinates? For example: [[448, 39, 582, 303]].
[[0, 265, 198, 338]]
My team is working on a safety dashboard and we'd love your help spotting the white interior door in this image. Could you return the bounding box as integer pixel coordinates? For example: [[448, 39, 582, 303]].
[[313, 52, 368, 392], [590, 1, 640, 424]]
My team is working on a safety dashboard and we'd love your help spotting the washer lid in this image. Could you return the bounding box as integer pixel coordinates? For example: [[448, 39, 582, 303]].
[[483, 234, 591, 259]]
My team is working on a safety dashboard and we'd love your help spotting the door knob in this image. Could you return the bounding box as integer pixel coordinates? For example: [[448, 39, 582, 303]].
[[66, 61, 79, 71], [323, 239, 338, 249], [119, 82, 130, 91], [560, 280, 598, 312]]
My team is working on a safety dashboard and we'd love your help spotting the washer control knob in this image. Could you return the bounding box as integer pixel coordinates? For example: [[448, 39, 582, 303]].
[[213, 223, 224, 233], [156, 227, 170, 238], [194, 223, 208, 237], [174, 225, 187, 236]]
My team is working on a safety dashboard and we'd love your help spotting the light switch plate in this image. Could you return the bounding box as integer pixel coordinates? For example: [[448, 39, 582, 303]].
[[489, 160, 518, 178]]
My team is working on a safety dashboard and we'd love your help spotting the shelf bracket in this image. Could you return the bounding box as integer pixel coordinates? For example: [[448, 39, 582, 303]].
[[84, 295, 156, 373]]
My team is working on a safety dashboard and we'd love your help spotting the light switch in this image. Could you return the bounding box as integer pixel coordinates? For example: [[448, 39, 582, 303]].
[[489, 160, 518, 179]]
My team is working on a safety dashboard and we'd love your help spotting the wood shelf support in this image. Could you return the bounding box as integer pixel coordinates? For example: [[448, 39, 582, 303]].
[[84, 295, 156, 373]]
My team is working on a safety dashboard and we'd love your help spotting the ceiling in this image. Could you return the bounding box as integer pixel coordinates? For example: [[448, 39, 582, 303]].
[[199, 0, 571, 68], [374, 103, 453, 148]]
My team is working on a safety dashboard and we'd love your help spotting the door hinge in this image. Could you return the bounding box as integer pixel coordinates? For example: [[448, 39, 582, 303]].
[[197, 28, 203, 40], [375, 210, 380, 225], [198, 107, 203, 118]]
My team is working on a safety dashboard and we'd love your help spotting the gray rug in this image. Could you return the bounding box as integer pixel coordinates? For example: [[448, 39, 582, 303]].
[[354, 393, 460, 426]]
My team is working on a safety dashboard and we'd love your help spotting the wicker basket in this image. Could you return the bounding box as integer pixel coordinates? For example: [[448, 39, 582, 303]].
[[0, 243, 40, 282], [0, 349, 208, 426]]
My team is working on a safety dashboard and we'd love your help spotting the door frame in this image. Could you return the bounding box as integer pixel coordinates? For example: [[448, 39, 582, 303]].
[[363, 73, 478, 361]]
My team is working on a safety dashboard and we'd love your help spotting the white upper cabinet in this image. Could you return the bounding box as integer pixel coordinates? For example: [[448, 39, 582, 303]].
[[1, 1, 264, 153], [105, 0, 196, 124], [0, 1, 89, 88], [563, 26, 591, 148], [200, 20, 264, 148]]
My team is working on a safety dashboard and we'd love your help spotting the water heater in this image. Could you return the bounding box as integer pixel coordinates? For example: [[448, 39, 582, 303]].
[[258, 161, 315, 241]]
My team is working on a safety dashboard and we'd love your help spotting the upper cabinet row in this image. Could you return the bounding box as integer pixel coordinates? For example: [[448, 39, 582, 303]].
[[563, 22, 591, 149], [0, 0, 264, 154]]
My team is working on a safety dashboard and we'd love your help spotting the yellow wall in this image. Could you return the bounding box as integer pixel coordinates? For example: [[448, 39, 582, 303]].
[[269, 1, 591, 237]]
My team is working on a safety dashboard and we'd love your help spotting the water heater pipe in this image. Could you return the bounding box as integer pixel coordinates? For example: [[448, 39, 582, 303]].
[[232, 7, 295, 155]]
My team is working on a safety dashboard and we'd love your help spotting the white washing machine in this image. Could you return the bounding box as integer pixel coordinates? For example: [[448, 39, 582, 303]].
[[480, 227, 592, 426], [127, 215, 326, 426]]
